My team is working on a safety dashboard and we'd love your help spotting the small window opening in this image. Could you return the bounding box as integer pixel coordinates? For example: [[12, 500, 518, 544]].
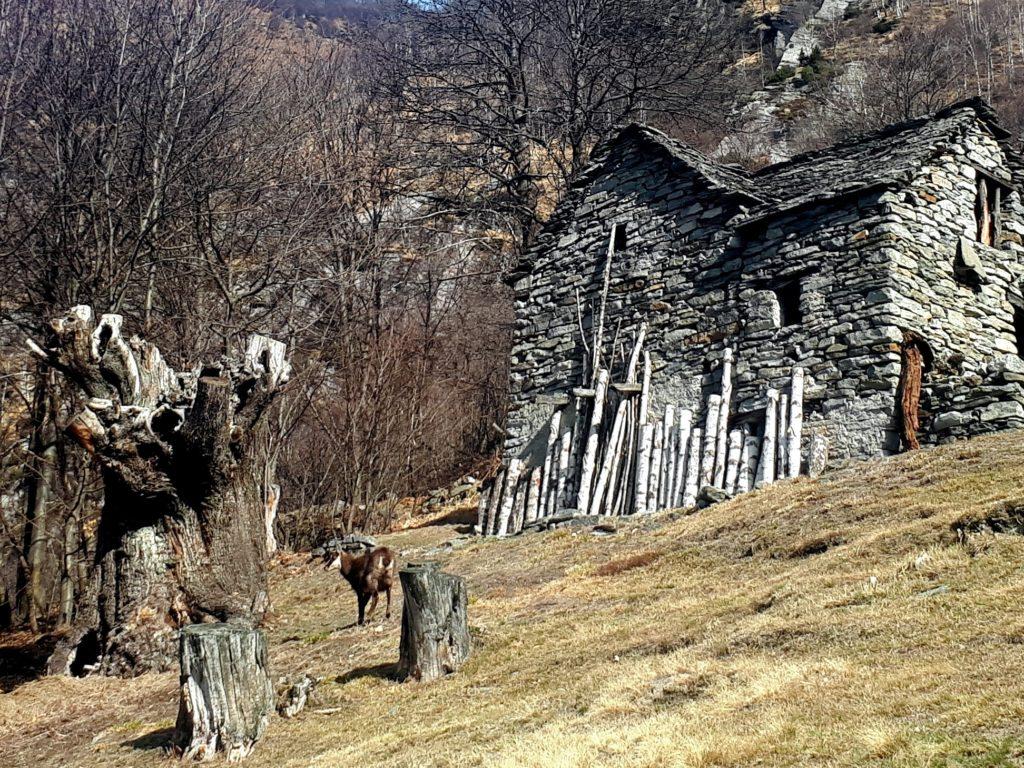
[[775, 280, 802, 327], [612, 223, 628, 253], [976, 176, 1001, 246], [1013, 306, 1024, 358]]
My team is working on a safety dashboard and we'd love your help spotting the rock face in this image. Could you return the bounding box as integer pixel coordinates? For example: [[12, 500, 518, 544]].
[[499, 99, 1024, 518], [778, 0, 854, 68]]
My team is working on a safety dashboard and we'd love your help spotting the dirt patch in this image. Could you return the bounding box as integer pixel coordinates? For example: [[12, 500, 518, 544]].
[[595, 550, 662, 576]]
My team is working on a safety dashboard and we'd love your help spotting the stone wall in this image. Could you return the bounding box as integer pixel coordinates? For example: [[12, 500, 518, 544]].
[[881, 120, 1024, 442], [505, 112, 1024, 490], [507, 143, 907, 469]]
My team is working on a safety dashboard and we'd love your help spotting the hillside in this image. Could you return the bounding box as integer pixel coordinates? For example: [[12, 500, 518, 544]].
[[3, 431, 1024, 767]]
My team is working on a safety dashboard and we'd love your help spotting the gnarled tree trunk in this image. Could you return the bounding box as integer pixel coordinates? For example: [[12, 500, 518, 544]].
[[32, 306, 290, 676]]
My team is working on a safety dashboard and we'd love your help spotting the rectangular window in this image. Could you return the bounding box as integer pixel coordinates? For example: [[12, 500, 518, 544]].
[[612, 223, 628, 253], [776, 280, 802, 327], [976, 177, 1000, 246]]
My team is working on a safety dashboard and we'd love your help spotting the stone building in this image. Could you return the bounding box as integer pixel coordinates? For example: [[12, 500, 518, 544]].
[[479, 99, 1024, 535]]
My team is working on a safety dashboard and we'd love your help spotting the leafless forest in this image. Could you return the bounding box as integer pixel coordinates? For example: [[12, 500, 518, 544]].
[[2, 0, 1024, 638]]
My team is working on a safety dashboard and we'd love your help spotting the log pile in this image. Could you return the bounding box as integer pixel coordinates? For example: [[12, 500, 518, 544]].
[[480, 343, 815, 536]]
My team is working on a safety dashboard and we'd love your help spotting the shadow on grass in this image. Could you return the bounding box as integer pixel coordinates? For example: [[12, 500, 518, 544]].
[[335, 662, 396, 684], [122, 726, 175, 752]]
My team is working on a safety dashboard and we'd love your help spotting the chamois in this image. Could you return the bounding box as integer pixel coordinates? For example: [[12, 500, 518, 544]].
[[324, 546, 397, 626]]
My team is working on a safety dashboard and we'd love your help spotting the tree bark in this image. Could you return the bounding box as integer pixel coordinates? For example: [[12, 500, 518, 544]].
[[31, 306, 289, 676], [397, 563, 470, 683], [172, 623, 274, 762]]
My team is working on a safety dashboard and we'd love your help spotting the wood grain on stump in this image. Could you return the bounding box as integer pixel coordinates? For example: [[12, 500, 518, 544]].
[[173, 623, 274, 762], [397, 563, 470, 683]]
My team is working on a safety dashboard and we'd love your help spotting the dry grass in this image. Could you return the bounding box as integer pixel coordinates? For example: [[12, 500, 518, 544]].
[[4, 432, 1024, 767]]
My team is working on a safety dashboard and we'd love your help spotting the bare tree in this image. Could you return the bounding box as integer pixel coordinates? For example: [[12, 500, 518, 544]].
[[376, 0, 739, 250]]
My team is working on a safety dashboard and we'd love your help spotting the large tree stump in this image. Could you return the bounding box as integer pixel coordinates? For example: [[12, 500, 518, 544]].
[[29, 306, 290, 675], [173, 624, 274, 762], [397, 563, 470, 683]]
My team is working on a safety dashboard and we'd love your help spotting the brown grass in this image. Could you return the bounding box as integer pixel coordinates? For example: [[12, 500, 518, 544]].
[[3, 431, 1024, 767], [594, 550, 663, 577]]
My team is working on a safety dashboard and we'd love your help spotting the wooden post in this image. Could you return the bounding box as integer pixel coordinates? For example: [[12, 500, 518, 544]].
[[634, 423, 654, 514], [683, 426, 702, 507], [576, 369, 609, 513], [724, 428, 743, 494], [626, 323, 648, 383], [510, 474, 527, 534], [671, 408, 693, 507], [647, 420, 665, 512], [776, 393, 789, 480], [737, 433, 757, 494], [638, 352, 652, 425], [484, 468, 505, 535], [787, 367, 805, 478], [713, 349, 733, 488], [172, 624, 274, 762], [699, 395, 721, 488], [756, 388, 779, 488], [590, 400, 627, 516], [540, 409, 563, 517], [525, 467, 541, 524], [397, 563, 470, 683], [659, 405, 676, 509], [495, 459, 523, 536], [476, 477, 492, 535], [609, 403, 633, 516], [555, 431, 571, 513]]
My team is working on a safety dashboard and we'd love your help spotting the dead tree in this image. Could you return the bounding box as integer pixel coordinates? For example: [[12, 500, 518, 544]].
[[31, 306, 290, 676], [397, 562, 470, 682], [173, 623, 274, 762]]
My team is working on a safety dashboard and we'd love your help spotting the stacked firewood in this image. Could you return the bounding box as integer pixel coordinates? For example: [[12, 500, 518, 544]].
[[478, 342, 815, 536]]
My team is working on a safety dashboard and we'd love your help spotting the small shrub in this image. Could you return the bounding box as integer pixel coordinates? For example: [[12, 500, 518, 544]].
[[766, 65, 796, 85]]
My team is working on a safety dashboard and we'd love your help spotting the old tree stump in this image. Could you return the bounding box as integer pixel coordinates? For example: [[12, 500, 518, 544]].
[[30, 306, 290, 676], [173, 624, 274, 762], [397, 563, 470, 682]]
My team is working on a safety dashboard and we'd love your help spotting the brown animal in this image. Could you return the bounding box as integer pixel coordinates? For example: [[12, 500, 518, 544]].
[[324, 546, 397, 626]]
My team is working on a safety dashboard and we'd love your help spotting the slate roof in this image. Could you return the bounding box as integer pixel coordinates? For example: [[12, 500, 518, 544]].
[[598, 98, 1020, 228], [741, 98, 1018, 225]]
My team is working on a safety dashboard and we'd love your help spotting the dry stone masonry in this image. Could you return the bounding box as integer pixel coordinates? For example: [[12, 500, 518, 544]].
[[479, 99, 1024, 536]]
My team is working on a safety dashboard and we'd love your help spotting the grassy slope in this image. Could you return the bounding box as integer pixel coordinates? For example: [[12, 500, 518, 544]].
[[3, 432, 1024, 767]]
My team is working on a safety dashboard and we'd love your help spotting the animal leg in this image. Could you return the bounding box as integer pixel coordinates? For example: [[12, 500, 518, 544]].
[[366, 592, 379, 621], [357, 594, 368, 626], [385, 587, 392, 619]]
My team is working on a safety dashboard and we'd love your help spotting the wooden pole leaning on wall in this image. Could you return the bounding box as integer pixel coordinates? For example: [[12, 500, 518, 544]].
[[713, 349, 733, 488], [672, 409, 693, 507], [756, 388, 779, 488], [634, 423, 655, 514], [540, 409, 563, 518], [683, 426, 702, 507], [590, 399, 628, 516], [776, 392, 789, 480], [724, 428, 744, 494], [576, 368, 609, 514], [787, 367, 805, 479], [172, 624, 274, 762], [658, 405, 676, 509], [495, 458, 523, 536], [699, 395, 722, 489], [397, 563, 470, 683]]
